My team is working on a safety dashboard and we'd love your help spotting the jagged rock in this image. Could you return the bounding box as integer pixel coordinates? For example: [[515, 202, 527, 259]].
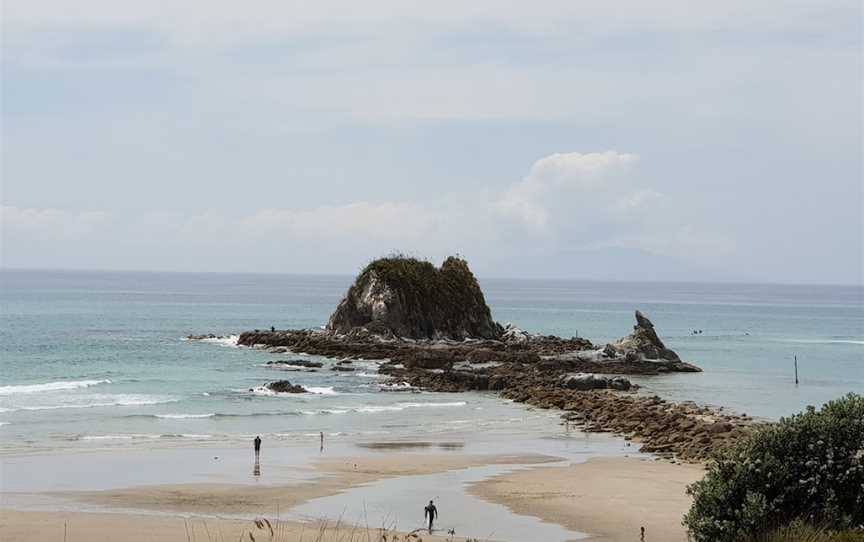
[[326, 256, 501, 340], [264, 380, 306, 393], [501, 323, 530, 344], [604, 310, 682, 362]]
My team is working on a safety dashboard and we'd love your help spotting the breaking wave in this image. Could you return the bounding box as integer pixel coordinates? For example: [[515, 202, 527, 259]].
[[0, 379, 112, 395], [3, 395, 177, 412], [154, 413, 216, 419], [79, 433, 212, 441], [306, 401, 467, 415], [774, 338, 864, 345], [183, 335, 240, 348]]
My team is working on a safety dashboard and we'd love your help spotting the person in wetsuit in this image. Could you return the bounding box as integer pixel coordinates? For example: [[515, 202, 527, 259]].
[[254, 435, 261, 458], [424, 500, 438, 533]]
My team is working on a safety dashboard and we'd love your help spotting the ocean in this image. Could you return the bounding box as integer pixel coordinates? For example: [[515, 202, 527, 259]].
[[1, 269, 861, 455]]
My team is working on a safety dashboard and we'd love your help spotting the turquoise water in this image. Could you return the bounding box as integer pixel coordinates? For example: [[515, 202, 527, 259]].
[[0, 270, 861, 453]]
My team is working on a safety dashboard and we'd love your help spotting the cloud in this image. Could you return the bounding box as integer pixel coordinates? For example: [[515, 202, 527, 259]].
[[1, 206, 108, 241], [495, 151, 639, 228], [0, 151, 735, 273], [4, 1, 851, 48], [241, 202, 435, 241]]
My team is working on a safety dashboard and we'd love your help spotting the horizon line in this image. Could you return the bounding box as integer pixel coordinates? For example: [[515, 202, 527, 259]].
[[1, 265, 861, 289]]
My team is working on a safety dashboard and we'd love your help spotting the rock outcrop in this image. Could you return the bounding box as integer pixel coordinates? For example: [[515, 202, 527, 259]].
[[604, 310, 681, 362], [326, 256, 500, 340], [558, 373, 633, 391], [190, 254, 746, 461], [263, 380, 306, 393]]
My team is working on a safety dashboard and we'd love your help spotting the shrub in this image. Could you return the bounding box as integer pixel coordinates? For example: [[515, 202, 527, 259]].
[[684, 393, 864, 542]]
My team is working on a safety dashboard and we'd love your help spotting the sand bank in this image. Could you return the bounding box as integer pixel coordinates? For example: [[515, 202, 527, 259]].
[[2, 451, 705, 541], [72, 452, 554, 516], [469, 456, 705, 541]]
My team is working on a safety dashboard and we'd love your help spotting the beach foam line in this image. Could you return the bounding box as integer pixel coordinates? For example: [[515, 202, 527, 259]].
[[79, 433, 213, 441], [79, 434, 160, 441], [0, 422, 9, 427], [0, 379, 111, 396], [304, 401, 468, 415], [154, 413, 216, 419], [183, 335, 240, 348], [773, 338, 864, 345], [305, 386, 337, 395], [244, 385, 339, 396], [125, 411, 300, 419], [6, 395, 177, 412]]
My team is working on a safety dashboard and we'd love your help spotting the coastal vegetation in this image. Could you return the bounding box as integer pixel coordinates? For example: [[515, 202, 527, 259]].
[[684, 394, 864, 542], [326, 255, 500, 340]]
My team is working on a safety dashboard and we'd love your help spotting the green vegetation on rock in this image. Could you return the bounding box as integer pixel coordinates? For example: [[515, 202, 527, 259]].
[[684, 394, 864, 542], [327, 254, 500, 340]]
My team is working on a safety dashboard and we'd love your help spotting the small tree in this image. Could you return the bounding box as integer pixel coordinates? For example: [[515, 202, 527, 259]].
[[684, 394, 864, 542]]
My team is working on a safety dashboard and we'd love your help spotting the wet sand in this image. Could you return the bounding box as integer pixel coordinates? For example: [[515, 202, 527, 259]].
[[73, 452, 555, 516], [0, 448, 705, 541], [469, 456, 705, 542]]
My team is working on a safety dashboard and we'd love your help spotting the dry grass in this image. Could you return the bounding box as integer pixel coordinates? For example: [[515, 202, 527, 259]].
[[746, 523, 864, 542], [174, 515, 485, 542]]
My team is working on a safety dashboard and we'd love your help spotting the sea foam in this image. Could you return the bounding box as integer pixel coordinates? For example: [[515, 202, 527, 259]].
[[190, 335, 240, 348], [5, 394, 177, 412], [0, 379, 112, 395], [154, 413, 216, 419]]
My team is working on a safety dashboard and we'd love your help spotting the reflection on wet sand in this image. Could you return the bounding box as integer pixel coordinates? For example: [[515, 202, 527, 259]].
[[356, 441, 465, 451]]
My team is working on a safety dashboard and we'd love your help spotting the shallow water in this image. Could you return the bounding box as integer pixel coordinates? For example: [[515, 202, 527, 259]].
[[0, 270, 861, 454], [290, 462, 587, 541]]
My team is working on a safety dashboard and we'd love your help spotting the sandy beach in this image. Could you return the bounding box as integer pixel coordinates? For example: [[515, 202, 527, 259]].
[[0, 446, 702, 542], [470, 456, 705, 542], [73, 451, 556, 516]]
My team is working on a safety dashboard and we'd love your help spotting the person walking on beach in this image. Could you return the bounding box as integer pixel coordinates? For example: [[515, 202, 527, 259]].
[[254, 435, 261, 459], [424, 499, 438, 533]]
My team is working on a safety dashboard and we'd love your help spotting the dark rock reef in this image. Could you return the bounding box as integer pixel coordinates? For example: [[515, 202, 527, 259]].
[[192, 255, 754, 461], [259, 380, 307, 393]]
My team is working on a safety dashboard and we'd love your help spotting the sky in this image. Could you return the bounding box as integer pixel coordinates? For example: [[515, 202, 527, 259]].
[[1, 1, 862, 284]]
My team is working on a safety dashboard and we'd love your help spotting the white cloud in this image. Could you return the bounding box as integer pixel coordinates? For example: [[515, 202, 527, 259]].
[[241, 202, 435, 241], [1, 206, 108, 241], [1, 152, 735, 272], [4, 1, 849, 48], [495, 151, 639, 228]]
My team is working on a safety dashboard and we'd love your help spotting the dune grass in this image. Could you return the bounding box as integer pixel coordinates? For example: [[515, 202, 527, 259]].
[[750, 522, 864, 542]]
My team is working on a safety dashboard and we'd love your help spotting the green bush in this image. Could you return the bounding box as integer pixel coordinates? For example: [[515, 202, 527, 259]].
[[684, 394, 864, 542]]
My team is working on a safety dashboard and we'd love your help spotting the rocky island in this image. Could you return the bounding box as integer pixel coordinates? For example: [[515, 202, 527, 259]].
[[221, 256, 752, 461]]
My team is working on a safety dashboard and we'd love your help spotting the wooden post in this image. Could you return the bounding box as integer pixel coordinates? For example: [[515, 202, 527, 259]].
[[794, 355, 799, 385]]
